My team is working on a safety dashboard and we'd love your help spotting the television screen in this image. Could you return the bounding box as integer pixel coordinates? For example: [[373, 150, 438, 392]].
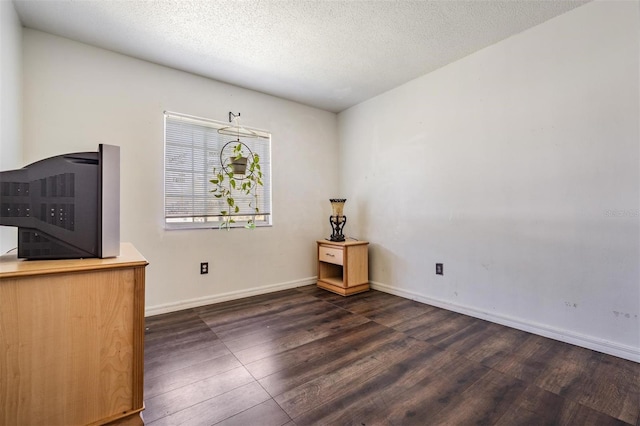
[[0, 144, 120, 259]]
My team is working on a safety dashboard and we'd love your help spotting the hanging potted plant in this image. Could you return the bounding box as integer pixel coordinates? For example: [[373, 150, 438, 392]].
[[210, 141, 263, 229]]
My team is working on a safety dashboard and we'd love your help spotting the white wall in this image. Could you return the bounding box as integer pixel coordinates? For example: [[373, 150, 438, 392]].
[[338, 1, 639, 361], [0, 1, 23, 254], [22, 29, 339, 313]]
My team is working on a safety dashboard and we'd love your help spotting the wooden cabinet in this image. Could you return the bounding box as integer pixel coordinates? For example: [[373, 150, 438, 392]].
[[0, 243, 148, 426], [317, 239, 369, 296]]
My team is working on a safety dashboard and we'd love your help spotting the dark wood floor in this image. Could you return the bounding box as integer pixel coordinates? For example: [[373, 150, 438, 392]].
[[143, 286, 640, 425]]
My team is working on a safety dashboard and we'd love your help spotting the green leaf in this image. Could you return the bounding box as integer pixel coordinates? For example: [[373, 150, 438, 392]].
[[234, 205, 239, 213], [230, 179, 236, 189], [214, 194, 222, 198], [227, 198, 234, 207], [221, 210, 227, 215]]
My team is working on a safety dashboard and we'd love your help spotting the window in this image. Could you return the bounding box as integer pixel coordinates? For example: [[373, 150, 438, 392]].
[[164, 112, 272, 229]]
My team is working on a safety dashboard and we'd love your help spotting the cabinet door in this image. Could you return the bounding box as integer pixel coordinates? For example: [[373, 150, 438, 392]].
[[0, 269, 136, 425]]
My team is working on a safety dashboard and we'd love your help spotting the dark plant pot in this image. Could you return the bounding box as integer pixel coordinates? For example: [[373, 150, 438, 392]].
[[230, 157, 247, 175]]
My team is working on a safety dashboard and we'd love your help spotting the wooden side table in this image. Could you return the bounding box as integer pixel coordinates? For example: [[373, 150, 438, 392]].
[[317, 239, 369, 296]]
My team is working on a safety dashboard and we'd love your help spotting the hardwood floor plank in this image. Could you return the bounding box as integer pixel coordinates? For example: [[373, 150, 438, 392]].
[[346, 295, 410, 317], [578, 354, 640, 424], [221, 304, 347, 353], [144, 366, 255, 423], [204, 299, 324, 339], [258, 325, 403, 397], [491, 333, 567, 382], [144, 353, 243, 400], [278, 339, 462, 420], [214, 398, 291, 426], [229, 328, 318, 363], [193, 289, 304, 315], [149, 381, 271, 426], [145, 308, 200, 330], [534, 343, 602, 395], [381, 361, 494, 425], [421, 311, 480, 346], [330, 290, 407, 314], [495, 384, 631, 426], [144, 314, 210, 346], [292, 346, 490, 425], [145, 339, 232, 380], [532, 345, 640, 424], [361, 298, 436, 327], [430, 316, 493, 348], [243, 321, 381, 380], [232, 310, 370, 365], [425, 369, 528, 425], [459, 323, 532, 367], [197, 293, 318, 330], [275, 338, 426, 419], [529, 342, 640, 422], [295, 284, 341, 298], [213, 300, 342, 345], [145, 328, 220, 363], [392, 305, 463, 339], [277, 355, 387, 423], [224, 327, 312, 356]]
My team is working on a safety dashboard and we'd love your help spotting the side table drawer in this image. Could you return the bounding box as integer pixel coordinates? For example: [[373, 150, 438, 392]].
[[319, 246, 343, 265]]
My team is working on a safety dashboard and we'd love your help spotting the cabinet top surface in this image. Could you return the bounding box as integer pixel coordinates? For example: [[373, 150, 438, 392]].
[[317, 239, 369, 247], [0, 242, 148, 278]]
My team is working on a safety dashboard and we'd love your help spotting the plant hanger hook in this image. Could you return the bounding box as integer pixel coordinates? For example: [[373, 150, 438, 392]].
[[218, 111, 263, 139]]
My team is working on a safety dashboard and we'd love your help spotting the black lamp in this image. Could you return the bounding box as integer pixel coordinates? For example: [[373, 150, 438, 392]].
[[329, 198, 347, 242]]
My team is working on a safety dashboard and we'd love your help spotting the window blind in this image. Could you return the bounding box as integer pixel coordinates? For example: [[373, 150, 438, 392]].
[[164, 112, 272, 229]]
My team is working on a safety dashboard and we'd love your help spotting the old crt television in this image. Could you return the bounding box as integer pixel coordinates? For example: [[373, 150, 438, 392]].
[[0, 144, 120, 259]]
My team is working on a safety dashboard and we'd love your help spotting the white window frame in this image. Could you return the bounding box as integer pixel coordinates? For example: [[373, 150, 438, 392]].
[[164, 111, 272, 230]]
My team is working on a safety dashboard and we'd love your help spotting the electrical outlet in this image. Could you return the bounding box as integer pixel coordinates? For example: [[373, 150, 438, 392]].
[[436, 263, 443, 275], [200, 262, 209, 274]]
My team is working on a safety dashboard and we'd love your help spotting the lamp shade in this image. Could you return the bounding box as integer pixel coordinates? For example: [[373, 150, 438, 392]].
[[330, 198, 346, 217]]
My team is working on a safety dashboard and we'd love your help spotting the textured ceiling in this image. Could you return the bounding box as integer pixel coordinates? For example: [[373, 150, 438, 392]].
[[13, 0, 590, 113]]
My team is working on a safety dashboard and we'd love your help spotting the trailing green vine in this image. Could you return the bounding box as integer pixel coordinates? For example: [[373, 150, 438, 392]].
[[210, 143, 263, 229]]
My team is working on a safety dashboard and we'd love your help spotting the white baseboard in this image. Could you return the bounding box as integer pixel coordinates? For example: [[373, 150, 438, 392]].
[[370, 281, 640, 363], [145, 277, 317, 317]]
